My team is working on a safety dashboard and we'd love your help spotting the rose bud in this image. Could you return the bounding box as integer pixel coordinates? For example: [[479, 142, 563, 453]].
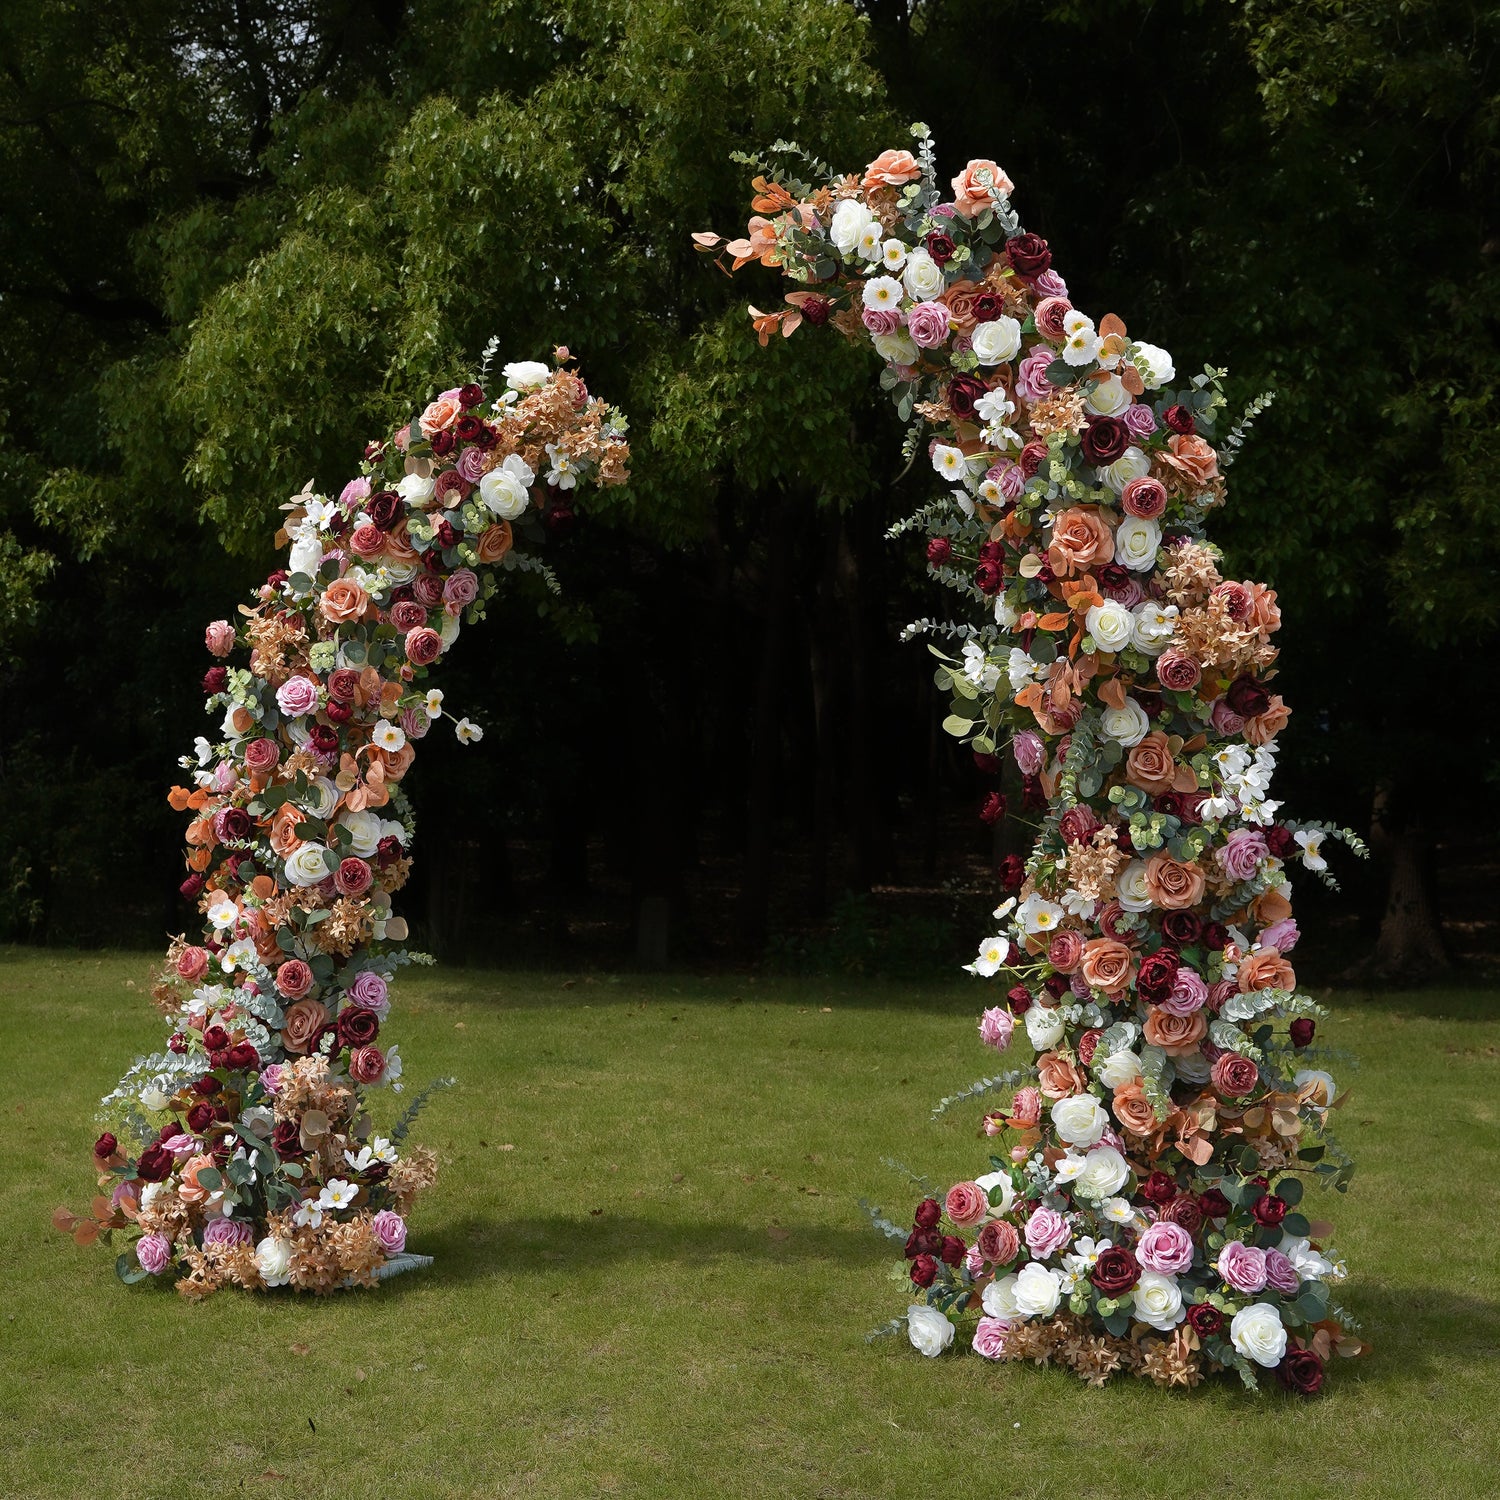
[[1252, 1193, 1289, 1227], [193, 1075, 219, 1097], [1187, 1303, 1225, 1337], [168, 1032, 188, 1054], [800, 296, 831, 326], [1163, 404, 1196, 434], [202, 1025, 231, 1053], [226, 1041, 260, 1071], [974, 560, 1002, 595], [135, 1143, 174, 1183], [326, 698, 352, 723], [926, 537, 952, 567], [202, 666, 229, 695], [93, 1132, 119, 1160], [979, 792, 1007, 826], [1198, 1187, 1232, 1220], [266, 569, 289, 588], [1290, 1018, 1316, 1048], [910, 1253, 938, 1288], [913, 1198, 942, 1231], [939, 1235, 965, 1267], [179, 873, 205, 901], [1006, 984, 1032, 1017], [186, 1103, 216, 1133], [458, 383, 483, 408]]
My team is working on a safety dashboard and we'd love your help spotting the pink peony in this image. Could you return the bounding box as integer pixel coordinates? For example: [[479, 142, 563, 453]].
[[243, 737, 280, 778], [1217, 828, 1269, 884], [370, 1209, 407, 1255], [1010, 1086, 1042, 1128], [986, 460, 1026, 501], [275, 959, 314, 1000], [275, 675, 319, 718], [339, 476, 371, 508], [176, 946, 209, 982], [945, 1181, 989, 1228], [977, 1219, 1020, 1265], [1033, 297, 1072, 341], [205, 620, 235, 657], [443, 568, 479, 607], [906, 300, 952, 349], [1012, 730, 1045, 777], [348, 1045, 386, 1084], [1024, 1205, 1071, 1259], [1216, 1239, 1268, 1294], [862, 306, 901, 336], [202, 1218, 253, 1249], [1137, 1220, 1195, 1274], [1156, 648, 1202, 692], [404, 627, 443, 667], [978, 1006, 1015, 1052], [136, 1233, 172, 1275], [972, 1316, 1014, 1359], [1048, 930, 1084, 974], [455, 445, 490, 484], [259, 1063, 286, 1095], [1121, 476, 1168, 519]]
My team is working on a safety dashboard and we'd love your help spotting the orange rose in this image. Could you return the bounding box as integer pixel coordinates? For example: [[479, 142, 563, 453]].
[[1142, 1006, 1208, 1056], [475, 522, 513, 563], [939, 280, 985, 333], [1112, 1083, 1159, 1136], [418, 394, 463, 438], [1247, 582, 1281, 638], [861, 149, 921, 192], [1251, 887, 1293, 926], [1160, 434, 1220, 489], [370, 742, 416, 782], [1144, 852, 1206, 911], [1244, 695, 1291, 746], [281, 998, 330, 1055], [1079, 937, 1136, 996], [178, 1154, 220, 1205], [1047, 507, 1114, 578], [950, 159, 1015, 218], [1238, 949, 1296, 994], [269, 804, 305, 859], [1035, 1051, 1089, 1100], [320, 577, 371, 626], [1124, 730, 1178, 795]]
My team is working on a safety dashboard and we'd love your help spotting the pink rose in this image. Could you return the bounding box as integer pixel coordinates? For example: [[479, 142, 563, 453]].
[[1033, 269, 1068, 299], [1155, 649, 1202, 692], [176, 946, 209, 981], [1033, 297, 1072, 341], [1047, 930, 1084, 975], [275, 675, 319, 718], [348, 1045, 386, 1084], [347, 970, 390, 1016], [136, 1233, 172, 1275], [1216, 1239, 1268, 1294], [1159, 967, 1208, 1018], [945, 1181, 989, 1228], [1121, 476, 1167, 519], [1015, 346, 1056, 405], [1010, 1086, 1042, 1128], [390, 600, 428, 633], [1210, 698, 1246, 736], [1024, 1205, 1071, 1259], [950, 158, 1014, 217], [205, 620, 235, 657], [1216, 828, 1269, 884], [419, 394, 463, 437], [1259, 917, 1300, 952], [455, 446, 489, 484], [1264, 1247, 1301, 1294], [203, 1218, 253, 1249], [404, 626, 442, 666], [402, 706, 431, 740], [972, 1316, 1014, 1359], [334, 857, 373, 897], [371, 1209, 407, 1255], [275, 959, 314, 1000], [339, 476, 371, 508], [906, 300, 951, 349], [412, 572, 445, 608], [1121, 403, 1158, 441], [1012, 730, 1045, 777], [862, 306, 901, 336], [978, 1006, 1015, 1052], [443, 568, 479, 607], [1211, 1051, 1260, 1099], [1137, 1220, 1194, 1274], [977, 1219, 1019, 1265]]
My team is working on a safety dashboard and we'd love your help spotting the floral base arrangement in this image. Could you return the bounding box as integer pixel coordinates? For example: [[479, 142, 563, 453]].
[[705, 131, 1367, 1392], [56, 350, 629, 1297]]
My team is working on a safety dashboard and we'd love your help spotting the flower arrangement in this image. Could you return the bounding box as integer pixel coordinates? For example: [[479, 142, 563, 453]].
[[703, 129, 1366, 1392], [56, 350, 629, 1297]]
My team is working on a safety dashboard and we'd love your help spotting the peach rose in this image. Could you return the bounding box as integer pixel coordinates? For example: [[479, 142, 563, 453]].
[[939, 279, 985, 332], [418, 394, 463, 438], [475, 522, 513, 563], [1144, 852, 1207, 911], [1238, 949, 1297, 994], [371, 742, 416, 782], [178, 1154, 219, 1205], [1247, 582, 1281, 638], [320, 577, 371, 626], [1047, 507, 1114, 578], [1112, 1083, 1159, 1136], [1079, 937, 1137, 996], [384, 520, 421, 565], [1142, 1006, 1208, 1056], [269, 804, 305, 859], [1244, 695, 1291, 746], [1124, 731, 1178, 795], [1035, 1051, 1089, 1100], [281, 998, 330, 1055], [861, 149, 921, 192], [1160, 433, 1220, 489], [950, 159, 1014, 218], [1251, 887, 1293, 926]]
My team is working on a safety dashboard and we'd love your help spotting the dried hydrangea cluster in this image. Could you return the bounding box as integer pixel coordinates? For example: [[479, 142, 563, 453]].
[[708, 130, 1366, 1392], [58, 353, 629, 1297]]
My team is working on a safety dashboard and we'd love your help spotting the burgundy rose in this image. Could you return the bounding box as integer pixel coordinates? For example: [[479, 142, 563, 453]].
[[1018, 440, 1048, 478], [1290, 1018, 1316, 1048], [226, 1041, 260, 1071], [202, 1025, 230, 1053], [430, 430, 456, 457], [926, 537, 952, 567], [1006, 984, 1032, 1017], [366, 491, 402, 531], [337, 1006, 381, 1049], [454, 414, 485, 442], [1265, 824, 1297, 860], [980, 792, 1007, 826], [1211, 1052, 1260, 1100], [169, 1031, 188, 1054], [1058, 805, 1101, 846], [309, 724, 340, 756], [1136, 950, 1180, 1005], [800, 296, 831, 326], [191, 1074, 218, 1097], [136, 1143, 174, 1182], [1226, 675, 1271, 719], [93, 1132, 118, 1159], [1202, 922, 1231, 952], [998, 855, 1025, 893], [978, 540, 1003, 563], [326, 699, 352, 724], [1162, 404, 1196, 434], [940, 1234, 965, 1267], [973, 750, 1001, 775], [435, 519, 459, 549], [947, 374, 988, 420], [1187, 1303, 1225, 1337], [272, 1119, 303, 1157], [1080, 416, 1129, 467], [925, 231, 956, 265], [1198, 1187, 1232, 1220], [375, 834, 405, 867], [1252, 1192, 1289, 1227], [1161, 1195, 1204, 1235], [1278, 1346, 1325, 1395], [1160, 910, 1203, 948], [266, 569, 289, 589], [470, 422, 499, 450], [1043, 973, 1071, 999], [458, 383, 484, 409], [1077, 1028, 1103, 1067], [974, 561, 1002, 595], [1142, 1170, 1177, 1206], [203, 666, 229, 695], [914, 1198, 942, 1231], [1006, 233, 1052, 278], [160, 1121, 188, 1142], [390, 600, 428, 633], [910, 1253, 938, 1288], [187, 1102, 216, 1133], [1090, 1246, 1141, 1296]]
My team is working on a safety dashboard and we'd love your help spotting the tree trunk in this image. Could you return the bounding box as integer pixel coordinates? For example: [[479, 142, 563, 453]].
[[1354, 777, 1451, 982]]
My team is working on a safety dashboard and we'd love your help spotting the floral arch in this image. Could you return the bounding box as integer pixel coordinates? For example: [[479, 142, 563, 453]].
[[57, 352, 629, 1297], [705, 130, 1366, 1393]]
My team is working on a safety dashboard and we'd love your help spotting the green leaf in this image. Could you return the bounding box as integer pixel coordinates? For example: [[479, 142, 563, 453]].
[[1281, 1211, 1311, 1236], [941, 714, 976, 737], [1276, 1177, 1304, 1206]]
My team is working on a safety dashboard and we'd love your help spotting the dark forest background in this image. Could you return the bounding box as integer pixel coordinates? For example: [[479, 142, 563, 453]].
[[2, 0, 1496, 981]]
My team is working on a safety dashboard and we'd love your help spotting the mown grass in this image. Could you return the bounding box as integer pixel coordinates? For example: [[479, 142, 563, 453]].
[[1, 949, 1497, 1499]]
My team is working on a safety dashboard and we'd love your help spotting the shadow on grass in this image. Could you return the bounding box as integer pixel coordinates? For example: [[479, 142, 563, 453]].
[[1335, 1278, 1500, 1378]]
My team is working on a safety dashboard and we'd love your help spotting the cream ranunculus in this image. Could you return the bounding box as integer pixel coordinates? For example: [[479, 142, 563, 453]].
[[1085, 599, 1134, 653], [906, 1303, 955, 1357], [1071, 1145, 1130, 1201], [283, 842, 333, 887], [1101, 698, 1150, 748], [1084, 375, 1132, 416], [1230, 1302, 1288, 1367], [1132, 1271, 1185, 1331], [1131, 341, 1176, 390], [902, 249, 944, 301], [871, 330, 920, 367], [1100, 446, 1151, 495], [971, 316, 1022, 366], [339, 809, 383, 859], [254, 1235, 293, 1287], [981, 1274, 1022, 1320], [1025, 1006, 1066, 1051], [1115, 515, 1162, 572], [1051, 1093, 1108, 1148], [831, 198, 873, 258], [1013, 1262, 1063, 1317], [1115, 859, 1155, 912]]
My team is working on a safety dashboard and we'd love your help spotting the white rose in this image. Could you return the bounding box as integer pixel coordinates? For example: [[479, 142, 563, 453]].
[[971, 316, 1022, 365], [254, 1235, 293, 1288], [1084, 375, 1132, 416], [981, 1274, 1021, 1320], [479, 466, 529, 520], [1099, 446, 1150, 495], [1131, 341, 1176, 390], [1230, 1302, 1288, 1367], [502, 360, 550, 391], [1132, 1271, 1185, 1331], [1131, 602, 1179, 656], [299, 776, 340, 819], [902, 249, 944, 301], [1294, 1069, 1337, 1106], [1084, 599, 1133, 653], [1115, 516, 1162, 573], [397, 473, 434, 506], [871, 330, 919, 367], [1025, 1006, 1065, 1051], [831, 198, 872, 257], [1115, 859, 1155, 911], [1101, 698, 1150, 748], [283, 842, 332, 887], [139, 1084, 169, 1112], [1051, 1093, 1108, 1148], [906, 1304, 954, 1358], [139, 1182, 166, 1212], [288, 532, 324, 581], [1071, 1145, 1130, 1201], [975, 1170, 1015, 1216], [339, 809, 383, 859], [1013, 1262, 1063, 1317], [1097, 1048, 1143, 1089]]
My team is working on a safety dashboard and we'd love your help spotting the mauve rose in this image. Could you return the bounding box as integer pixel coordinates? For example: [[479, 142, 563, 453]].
[[988, 460, 1025, 500], [205, 620, 235, 657], [1279, 1346, 1325, 1395], [1217, 828, 1269, 883], [1289, 1017, 1316, 1048], [1209, 698, 1246, 738], [176, 946, 209, 982], [1137, 1220, 1194, 1274], [275, 675, 319, 718], [1121, 475, 1167, 519], [337, 1006, 380, 1048], [1048, 930, 1084, 974], [972, 1316, 1013, 1360], [321, 669, 356, 706], [367, 491, 402, 531], [405, 626, 442, 666], [1217, 1239, 1268, 1294], [1260, 917, 1300, 953], [1155, 649, 1202, 692], [1024, 1205, 1071, 1258], [275, 959, 314, 1000], [339, 476, 372, 508], [136, 1143, 174, 1182], [136, 1233, 172, 1275], [1033, 269, 1069, 298], [1034, 296, 1072, 341], [1187, 1303, 1224, 1337], [910, 1253, 938, 1288], [1160, 967, 1209, 1018], [1019, 440, 1049, 479], [862, 306, 901, 336], [349, 1045, 386, 1084], [454, 446, 489, 484], [1006, 233, 1051, 277], [346, 971, 389, 1016], [371, 1209, 407, 1255], [947, 374, 988, 420], [444, 568, 480, 607], [390, 600, 428, 634], [349, 523, 386, 559], [1012, 730, 1045, 777], [1015, 348, 1056, 404], [1121, 403, 1158, 441], [977, 1219, 1019, 1265], [203, 1218, 253, 1250], [1226, 674, 1271, 719], [914, 1198, 942, 1231], [946, 1181, 989, 1227], [1090, 1246, 1141, 1296], [906, 300, 951, 348], [1161, 1195, 1204, 1234], [332, 857, 371, 897], [1081, 416, 1129, 467], [243, 737, 280, 778], [1264, 1248, 1301, 1294]]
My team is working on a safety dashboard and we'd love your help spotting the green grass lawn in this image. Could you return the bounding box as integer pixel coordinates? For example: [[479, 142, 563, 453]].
[[2, 949, 1497, 1499]]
